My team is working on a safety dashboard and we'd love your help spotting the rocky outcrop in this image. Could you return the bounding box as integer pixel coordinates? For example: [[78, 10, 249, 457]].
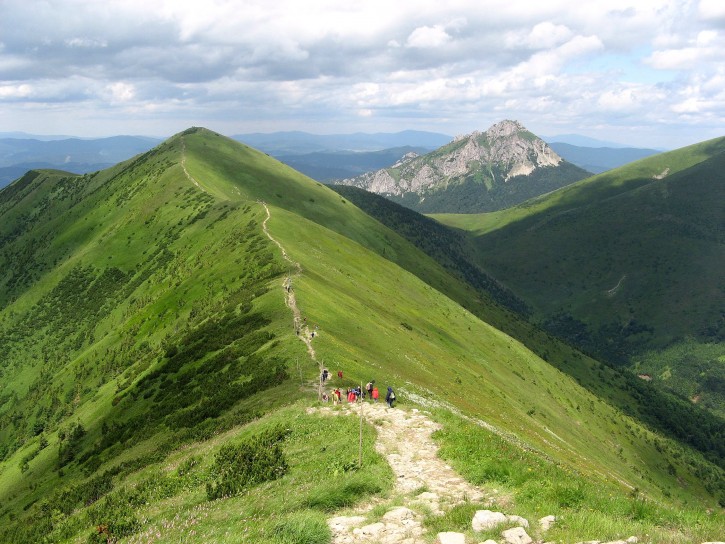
[[338, 120, 563, 197]]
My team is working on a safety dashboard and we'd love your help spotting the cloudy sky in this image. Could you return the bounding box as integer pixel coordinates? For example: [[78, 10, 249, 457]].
[[1, 0, 724, 148]]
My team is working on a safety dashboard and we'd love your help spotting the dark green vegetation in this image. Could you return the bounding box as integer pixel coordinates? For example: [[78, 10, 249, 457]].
[[0, 128, 723, 543], [389, 159, 590, 214], [434, 137, 725, 419]]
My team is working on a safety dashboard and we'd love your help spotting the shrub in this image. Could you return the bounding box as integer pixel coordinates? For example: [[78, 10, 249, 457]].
[[206, 426, 291, 500]]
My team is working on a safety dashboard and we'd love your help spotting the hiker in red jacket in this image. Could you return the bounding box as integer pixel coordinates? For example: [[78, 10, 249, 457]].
[[371, 386, 379, 402]]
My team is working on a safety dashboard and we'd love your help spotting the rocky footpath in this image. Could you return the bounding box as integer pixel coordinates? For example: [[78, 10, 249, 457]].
[[312, 402, 723, 544]]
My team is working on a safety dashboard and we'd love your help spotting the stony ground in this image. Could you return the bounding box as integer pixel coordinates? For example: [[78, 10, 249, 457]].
[[312, 401, 489, 544]]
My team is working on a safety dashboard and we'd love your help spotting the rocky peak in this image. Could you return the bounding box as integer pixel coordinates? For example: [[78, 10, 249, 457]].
[[486, 119, 527, 139], [336, 119, 586, 212]]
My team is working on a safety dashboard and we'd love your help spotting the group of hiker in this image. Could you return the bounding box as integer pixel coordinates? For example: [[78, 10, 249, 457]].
[[321, 372, 396, 408]]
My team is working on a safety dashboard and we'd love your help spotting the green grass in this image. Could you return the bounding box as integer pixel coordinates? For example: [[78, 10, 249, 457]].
[[431, 139, 725, 413], [0, 128, 722, 543], [431, 411, 725, 543]]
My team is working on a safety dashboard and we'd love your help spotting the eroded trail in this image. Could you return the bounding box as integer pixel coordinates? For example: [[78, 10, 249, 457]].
[[259, 201, 318, 363], [180, 138, 207, 193], [312, 403, 487, 544]]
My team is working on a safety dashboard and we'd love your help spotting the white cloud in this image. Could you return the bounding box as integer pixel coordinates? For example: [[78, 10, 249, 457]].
[[0, 83, 32, 98], [698, 0, 725, 21], [0, 0, 722, 147], [106, 82, 136, 102], [406, 25, 452, 49]]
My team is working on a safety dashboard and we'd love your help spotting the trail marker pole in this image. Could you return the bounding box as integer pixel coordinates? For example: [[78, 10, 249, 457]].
[[359, 381, 363, 468]]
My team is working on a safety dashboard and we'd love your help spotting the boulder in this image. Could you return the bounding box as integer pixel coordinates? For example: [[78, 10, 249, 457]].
[[472, 509, 507, 531], [502, 526, 533, 544], [437, 531, 466, 544]]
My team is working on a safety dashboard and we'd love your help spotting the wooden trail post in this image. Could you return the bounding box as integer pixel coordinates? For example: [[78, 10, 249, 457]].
[[358, 381, 363, 468]]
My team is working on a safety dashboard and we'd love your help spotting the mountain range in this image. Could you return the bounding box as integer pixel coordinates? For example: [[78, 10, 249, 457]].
[[0, 126, 722, 543], [0, 129, 662, 189]]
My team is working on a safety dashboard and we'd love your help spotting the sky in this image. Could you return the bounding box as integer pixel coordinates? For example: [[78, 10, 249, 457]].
[[1, 0, 724, 149]]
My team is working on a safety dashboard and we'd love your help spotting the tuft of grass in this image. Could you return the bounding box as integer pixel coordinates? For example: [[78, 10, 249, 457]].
[[273, 511, 331, 544], [304, 472, 384, 511]]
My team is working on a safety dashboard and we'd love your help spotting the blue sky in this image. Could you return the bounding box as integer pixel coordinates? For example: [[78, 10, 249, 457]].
[[0, 0, 723, 149]]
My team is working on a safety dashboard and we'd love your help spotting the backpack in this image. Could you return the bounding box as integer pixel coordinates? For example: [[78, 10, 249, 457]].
[[390, 391, 395, 400]]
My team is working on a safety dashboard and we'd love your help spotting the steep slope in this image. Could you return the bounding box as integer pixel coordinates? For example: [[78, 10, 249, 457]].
[[0, 129, 722, 543], [337, 120, 591, 213], [434, 136, 725, 417]]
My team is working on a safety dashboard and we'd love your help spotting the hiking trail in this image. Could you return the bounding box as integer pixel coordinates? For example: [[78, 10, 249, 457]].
[[259, 201, 318, 363], [180, 138, 208, 194]]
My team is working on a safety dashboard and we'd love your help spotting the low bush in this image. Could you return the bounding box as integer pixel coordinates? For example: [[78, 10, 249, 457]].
[[206, 426, 291, 500]]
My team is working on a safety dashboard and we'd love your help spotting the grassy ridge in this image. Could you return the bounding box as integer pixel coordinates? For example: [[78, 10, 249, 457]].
[[433, 138, 725, 417], [0, 128, 722, 542]]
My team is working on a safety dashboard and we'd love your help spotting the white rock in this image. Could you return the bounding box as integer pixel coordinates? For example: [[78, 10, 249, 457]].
[[506, 514, 529, 528], [360, 522, 385, 536], [417, 491, 440, 501], [437, 531, 467, 544], [383, 506, 417, 522], [502, 526, 533, 544], [627, 538, 639, 544], [472, 509, 507, 531], [539, 515, 556, 532]]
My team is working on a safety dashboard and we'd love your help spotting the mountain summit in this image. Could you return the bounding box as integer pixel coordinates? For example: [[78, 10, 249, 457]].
[[336, 120, 590, 213]]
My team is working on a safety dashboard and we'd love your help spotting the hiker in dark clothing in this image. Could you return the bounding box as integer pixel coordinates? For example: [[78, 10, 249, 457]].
[[366, 381, 373, 400], [385, 386, 396, 408]]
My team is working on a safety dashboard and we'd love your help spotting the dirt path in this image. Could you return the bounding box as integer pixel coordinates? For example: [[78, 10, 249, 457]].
[[313, 402, 488, 543], [180, 138, 207, 193], [259, 201, 318, 363]]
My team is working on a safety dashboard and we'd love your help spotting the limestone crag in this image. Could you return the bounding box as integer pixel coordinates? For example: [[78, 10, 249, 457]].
[[338, 120, 563, 198]]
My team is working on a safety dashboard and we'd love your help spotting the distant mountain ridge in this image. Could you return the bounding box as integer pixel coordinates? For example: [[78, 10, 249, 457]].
[[233, 129, 452, 155], [336, 120, 591, 213], [549, 142, 661, 174], [0, 135, 161, 187]]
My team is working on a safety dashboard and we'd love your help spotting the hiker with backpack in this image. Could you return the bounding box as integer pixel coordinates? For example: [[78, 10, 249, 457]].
[[365, 381, 373, 400], [386, 386, 396, 408], [372, 386, 379, 403]]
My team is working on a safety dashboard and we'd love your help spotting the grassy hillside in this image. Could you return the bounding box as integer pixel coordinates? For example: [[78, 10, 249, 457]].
[[433, 137, 725, 417], [0, 129, 722, 543]]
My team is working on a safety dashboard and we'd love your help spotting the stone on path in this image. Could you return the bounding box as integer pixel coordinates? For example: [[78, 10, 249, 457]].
[[472, 510, 507, 531], [382, 506, 417, 522], [437, 531, 466, 544], [502, 526, 533, 544]]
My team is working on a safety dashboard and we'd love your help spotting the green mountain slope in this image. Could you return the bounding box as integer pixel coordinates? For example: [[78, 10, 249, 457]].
[[433, 137, 725, 416], [0, 129, 722, 543]]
